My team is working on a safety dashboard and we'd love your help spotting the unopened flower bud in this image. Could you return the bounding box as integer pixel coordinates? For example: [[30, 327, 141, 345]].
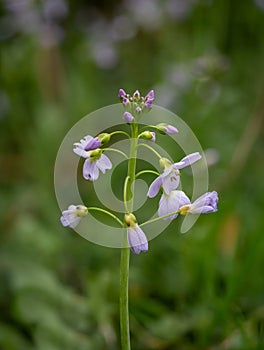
[[155, 123, 178, 135], [133, 90, 141, 100], [118, 88, 126, 99], [145, 90, 154, 100], [87, 148, 102, 161], [123, 97, 130, 105], [98, 133, 111, 144], [123, 111, 134, 123], [140, 131, 156, 142]]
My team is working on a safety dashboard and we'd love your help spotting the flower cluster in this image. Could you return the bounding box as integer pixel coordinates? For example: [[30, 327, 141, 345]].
[[60, 88, 218, 255], [119, 88, 154, 115], [73, 134, 112, 181]]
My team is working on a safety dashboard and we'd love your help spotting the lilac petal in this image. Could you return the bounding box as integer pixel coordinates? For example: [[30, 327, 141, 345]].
[[162, 171, 180, 195], [158, 191, 190, 220], [127, 225, 148, 254], [144, 99, 153, 109], [84, 137, 101, 151], [165, 125, 178, 134], [83, 159, 99, 181], [191, 191, 218, 213], [96, 154, 112, 173], [74, 135, 92, 148], [147, 176, 162, 198], [73, 147, 88, 158], [68, 205, 76, 211], [191, 206, 216, 214], [60, 211, 80, 228], [158, 194, 178, 220], [118, 88, 126, 98], [60, 215, 69, 227], [176, 152, 202, 169]]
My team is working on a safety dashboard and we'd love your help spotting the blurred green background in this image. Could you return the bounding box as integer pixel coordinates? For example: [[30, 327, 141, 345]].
[[1, 0, 264, 349]]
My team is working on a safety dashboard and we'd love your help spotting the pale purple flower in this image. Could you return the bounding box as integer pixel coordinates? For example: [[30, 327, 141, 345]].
[[73, 137, 112, 181], [123, 111, 134, 123], [180, 191, 218, 215], [147, 152, 202, 198], [60, 205, 88, 228], [73, 135, 101, 156], [127, 224, 148, 254], [83, 153, 112, 181], [158, 190, 190, 220]]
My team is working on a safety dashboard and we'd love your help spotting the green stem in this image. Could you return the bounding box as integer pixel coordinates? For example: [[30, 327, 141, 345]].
[[102, 148, 128, 159], [140, 210, 180, 227], [87, 207, 123, 227], [110, 130, 130, 139], [135, 169, 160, 178], [120, 123, 138, 350], [123, 176, 130, 213], [137, 143, 162, 159]]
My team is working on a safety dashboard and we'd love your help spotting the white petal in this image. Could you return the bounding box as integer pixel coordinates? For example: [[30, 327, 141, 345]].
[[162, 172, 180, 195], [147, 176, 162, 198], [176, 152, 201, 169], [83, 159, 99, 180], [73, 147, 88, 158], [96, 154, 112, 173], [158, 193, 178, 220]]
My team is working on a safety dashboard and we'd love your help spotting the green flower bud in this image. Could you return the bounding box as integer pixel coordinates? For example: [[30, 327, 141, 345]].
[[124, 213, 137, 227], [87, 148, 102, 161], [98, 133, 111, 144]]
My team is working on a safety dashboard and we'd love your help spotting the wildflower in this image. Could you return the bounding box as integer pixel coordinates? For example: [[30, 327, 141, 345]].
[[125, 213, 148, 254], [147, 152, 202, 198], [155, 123, 179, 135], [179, 191, 218, 215], [82, 149, 112, 181], [73, 135, 101, 156], [123, 111, 134, 123], [60, 205, 88, 228], [158, 190, 190, 220]]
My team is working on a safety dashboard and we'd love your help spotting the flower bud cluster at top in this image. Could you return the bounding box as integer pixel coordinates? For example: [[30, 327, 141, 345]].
[[119, 88, 154, 123]]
